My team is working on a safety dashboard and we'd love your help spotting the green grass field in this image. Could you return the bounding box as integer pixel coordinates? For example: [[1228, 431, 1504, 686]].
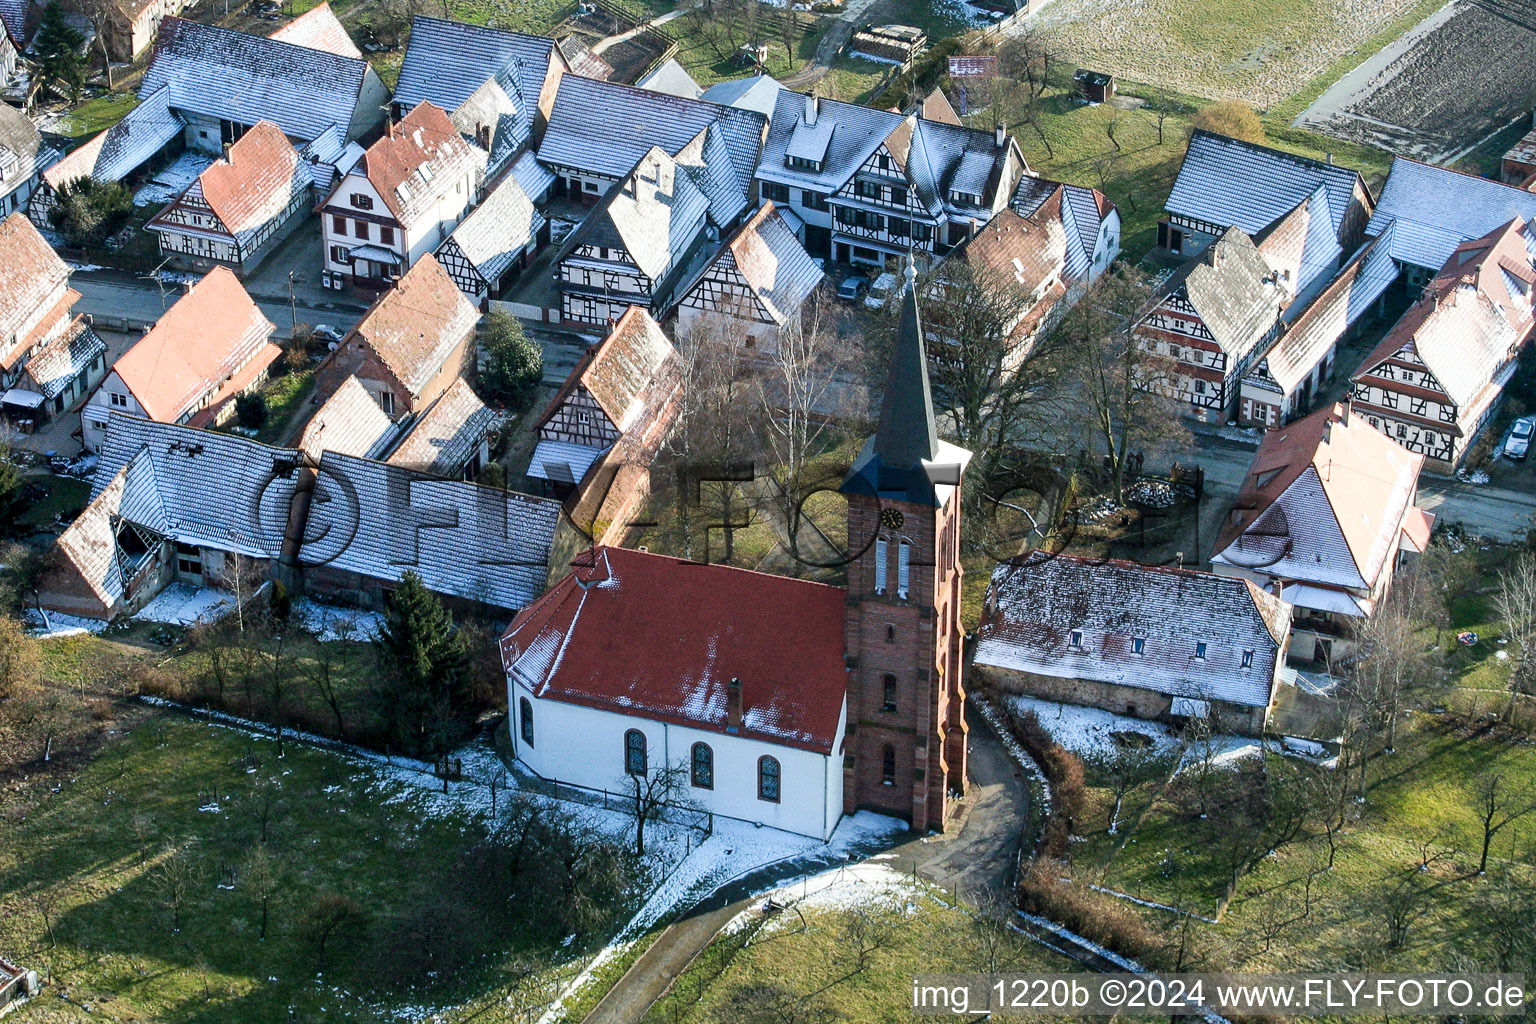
[[0, 712, 661, 1024]]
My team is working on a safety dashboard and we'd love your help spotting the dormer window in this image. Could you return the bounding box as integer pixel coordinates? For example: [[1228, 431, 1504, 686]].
[[949, 190, 980, 206], [1069, 630, 1083, 649], [786, 155, 822, 172], [1241, 649, 1254, 669], [1132, 637, 1145, 656], [1195, 641, 1208, 661]]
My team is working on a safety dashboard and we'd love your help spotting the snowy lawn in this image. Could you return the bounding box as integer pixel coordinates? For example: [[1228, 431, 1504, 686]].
[[133, 152, 217, 206], [1006, 694, 1262, 769], [290, 598, 386, 642]]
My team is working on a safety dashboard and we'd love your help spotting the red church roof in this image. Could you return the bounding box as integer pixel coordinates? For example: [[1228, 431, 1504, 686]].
[[500, 547, 848, 753]]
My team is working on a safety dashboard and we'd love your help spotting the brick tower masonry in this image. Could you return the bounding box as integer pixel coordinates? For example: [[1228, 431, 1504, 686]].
[[840, 259, 972, 832]]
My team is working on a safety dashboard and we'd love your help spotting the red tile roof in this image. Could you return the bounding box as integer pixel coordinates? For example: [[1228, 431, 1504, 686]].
[[267, 2, 362, 58], [348, 253, 478, 396], [536, 306, 674, 431], [352, 101, 481, 224], [501, 546, 848, 753], [113, 267, 276, 423], [0, 212, 71, 370], [169, 120, 307, 239]]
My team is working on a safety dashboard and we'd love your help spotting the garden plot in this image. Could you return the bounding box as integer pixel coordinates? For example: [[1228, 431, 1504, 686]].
[[1295, 1, 1536, 160], [1026, 0, 1430, 107]]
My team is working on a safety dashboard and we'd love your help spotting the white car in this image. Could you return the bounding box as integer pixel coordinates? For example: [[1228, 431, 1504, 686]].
[[1506, 417, 1534, 460], [864, 271, 897, 309]]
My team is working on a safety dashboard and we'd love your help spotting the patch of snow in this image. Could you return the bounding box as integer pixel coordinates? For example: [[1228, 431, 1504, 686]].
[[1088, 884, 1218, 922], [1455, 467, 1490, 485], [133, 151, 216, 207], [133, 582, 239, 626], [1005, 695, 1266, 771], [64, 261, 108, 273], [23, 608, 108, 638], [290, 598, 384, 642]]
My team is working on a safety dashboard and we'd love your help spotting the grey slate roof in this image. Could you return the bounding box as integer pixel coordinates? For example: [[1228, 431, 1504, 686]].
[[43, 85, 182, 190], [0, 0, 27, 47], [438, 173, 545, 289], [538, 75, 765, 199], [307, 450, 559, 611], [1013, 175, 1114, 283], [140, 17, 371, 142], [25, 320, 104, 400], [1155, 227, 1284, 360], [451, 76, 529, 179], [1165, 130, 1364, 242], [510, 149, 555, 202], [385, 377, 496, 477], [563, 146, 711, 284], [93, 413, 300, 559], [297, 374, 398, 459], [635, 57, 702, 100], [700, 75, 784, 117], [974, 553, 1288, 708], [759, 90, 1014, 219], [395, 16, 559, 122], [1365, 156, 1536, 271]]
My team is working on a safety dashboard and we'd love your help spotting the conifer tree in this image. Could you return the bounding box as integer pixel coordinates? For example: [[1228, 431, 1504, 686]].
[[374, 571, 469, 754], [32, 3, 88, 102]]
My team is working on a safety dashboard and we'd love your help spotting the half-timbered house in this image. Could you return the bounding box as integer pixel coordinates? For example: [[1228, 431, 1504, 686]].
[[0, 214, 107, 427], [1136, 228, 1286, 422], [1348, 218, 1535, 473], [555, 146, 713, 327], [310, 254, 479, 421], [434, 174, 545, 308], [385, 376, 497, 480], [145, 121, 315, 275], [0, 103, 58, 220], [1160, 130, 1374, 260], [1212, 402, 1432, 665], [755, 91, 1027, 265], [81, 267, 279, 450], [318, 101, 486, 291], [675, 202, 824, 349], [1238, 230, 1399, 427], [528, 306, 677, 499], [1010, 175, 1119, 287]]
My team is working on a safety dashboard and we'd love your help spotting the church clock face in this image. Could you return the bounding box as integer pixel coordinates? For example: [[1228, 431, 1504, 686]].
[[880, 508, 905, 531]]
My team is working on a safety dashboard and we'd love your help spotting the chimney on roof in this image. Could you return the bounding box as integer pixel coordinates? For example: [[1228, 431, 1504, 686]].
[[1326, 152, 1333, 165], [994, 122, 1006, 148], [805, 92, 819, 126], [727, 677, 743, 733], [1271, 578, 1284, 601], [1338, 401, 1349, 426]]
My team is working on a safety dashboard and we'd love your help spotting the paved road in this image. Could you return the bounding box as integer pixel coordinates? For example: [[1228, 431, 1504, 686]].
[[71, 269, 368, 336], [582, 716, 1030, 1023]]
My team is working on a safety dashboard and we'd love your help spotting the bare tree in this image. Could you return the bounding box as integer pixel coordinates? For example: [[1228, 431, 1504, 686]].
[[152, 842, 198, 932], [623, 759, 692, 857], [996, 27, 1060, 100], [1495, 553, 1536, 708], [1094, 741, 1169, 834], [300, 892, 368, 967], [1049, 266, 1188, 502], [308, 626, 351, 739], [1348, 598, 1437, 756], [245, 845, 278, 941], [25, 886, 64, 947], [1474, 774, 1535, 874], [221, 551, 266, 635]]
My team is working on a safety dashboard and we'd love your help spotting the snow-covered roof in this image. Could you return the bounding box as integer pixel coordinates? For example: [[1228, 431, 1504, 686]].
[[500, 546, 849, 753], [385, 377, 496, 478], [267, 2, 361, 58], [0, 103, 57, 203], [561, 145, 711, 285], [438, 173, 544, 289], [634, 57, 702, 100], [24, 319, 104, 400], [700, 74, 784, 117], [140, 17, 373, 143], [526, 438, 607, 485], [305, 450, 559, 611], [297, 374, 398, 459], [44, 85, 183, 190], [683, 202, 823, 326], [1213, 403, 1423, 591], [1365, 157, 1536, 271], [450, 76, 529, 180], [1165, 130, 1367, 243], [395, 16, 561, 122], [1149, 227, 1284, 359], [974, 553, 1290, 708]]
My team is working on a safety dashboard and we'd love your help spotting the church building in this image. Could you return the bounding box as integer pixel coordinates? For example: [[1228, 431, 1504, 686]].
[[499, 267, 971, 839]]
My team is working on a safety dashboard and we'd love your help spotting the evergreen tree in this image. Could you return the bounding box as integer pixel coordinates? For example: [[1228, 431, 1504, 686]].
[[48, 177, 133, 245], [32, 3, 88, 102], [375, 571, 469, 754], [478, 312, 543, 411]]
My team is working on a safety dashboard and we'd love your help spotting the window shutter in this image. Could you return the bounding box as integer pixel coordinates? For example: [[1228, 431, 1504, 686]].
[[874, 538, 887, 594], [897, 540, 911, 599]]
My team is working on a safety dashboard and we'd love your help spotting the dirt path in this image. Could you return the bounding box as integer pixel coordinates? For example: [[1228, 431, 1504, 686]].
[[581, 713, 1032, 1022], [781, 0, 887, 90]]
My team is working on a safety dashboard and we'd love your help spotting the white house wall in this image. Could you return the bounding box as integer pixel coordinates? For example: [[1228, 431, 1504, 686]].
[[510, 684, 846, 841], [82, 371, 148, 452]]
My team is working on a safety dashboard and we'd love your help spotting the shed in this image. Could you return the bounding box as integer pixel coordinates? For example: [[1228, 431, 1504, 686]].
[[1073, 68, 1114, 103]]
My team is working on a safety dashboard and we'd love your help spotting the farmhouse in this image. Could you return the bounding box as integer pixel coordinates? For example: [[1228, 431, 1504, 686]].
[[528, 305, 677, 500], [384, 376, 496, 480], [1239, 230, 1400, 427], [26, 85, 184, 228], [1160, 130, 1374, 260], [311, 253, 479, 420], [1365, 157, 1536, 284], [505, 267, 972, 838], [0, 214, 106, 427], [538, 74, 765, 209], [81, 267, 278, 450], [394, 16, 569, 140], [674, 201, 824, 350], [145, 121, 315, 275], [140, 17, 389, 152], [433, 174, 545, 308], [972, 554, 1291, 735], [0, 103, 58, 219], [1136, 228, 1286, 422], [1211, 402, 1432, 665], [319, 102, 486, 291], [1011, 175, 1120, 286], [756, 91, 1028, 265], [554, 146, 714, 327], [1348, 218, 1535, 473]]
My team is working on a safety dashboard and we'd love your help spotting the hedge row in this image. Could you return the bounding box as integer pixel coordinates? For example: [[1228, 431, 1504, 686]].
[[996, 705, 1088, 859]]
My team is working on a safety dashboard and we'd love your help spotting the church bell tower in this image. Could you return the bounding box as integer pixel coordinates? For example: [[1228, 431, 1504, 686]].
[[840, 260, 971, 832]]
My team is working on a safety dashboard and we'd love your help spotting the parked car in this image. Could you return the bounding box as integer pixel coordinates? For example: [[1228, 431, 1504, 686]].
[[864, 271, 896, 310], [837, 274, 870, 302], [312, 324, 345, 343], [1506, 417, 1534, 459]]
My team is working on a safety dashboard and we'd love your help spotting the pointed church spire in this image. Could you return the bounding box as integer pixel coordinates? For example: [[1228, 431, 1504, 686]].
[[872, 257, 939, 470]]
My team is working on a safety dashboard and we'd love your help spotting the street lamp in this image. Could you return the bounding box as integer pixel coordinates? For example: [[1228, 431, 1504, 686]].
[[288, 270, 297, 335]]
